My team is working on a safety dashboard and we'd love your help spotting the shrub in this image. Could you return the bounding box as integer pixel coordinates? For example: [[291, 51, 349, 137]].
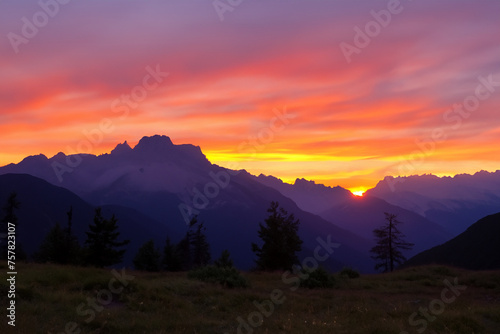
[[300, 267, 336, 289], [188, 266, 249, 288], [214, 249, 233, 268], [340, 267, 360, 279]]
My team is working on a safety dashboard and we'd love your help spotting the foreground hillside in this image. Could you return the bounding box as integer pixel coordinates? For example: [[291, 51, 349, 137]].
[[1, 262, 499, 333], [406, 212, 500, 270]]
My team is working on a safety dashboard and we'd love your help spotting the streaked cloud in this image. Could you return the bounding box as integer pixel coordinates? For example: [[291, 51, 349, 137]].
[[0, 0, 499, 190]]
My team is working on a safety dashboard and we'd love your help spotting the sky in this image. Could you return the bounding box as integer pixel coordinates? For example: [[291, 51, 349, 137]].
[[1, 0, 499, 194]]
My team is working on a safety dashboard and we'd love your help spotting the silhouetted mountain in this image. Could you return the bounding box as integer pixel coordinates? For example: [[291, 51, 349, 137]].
[[0, 173, 170, 266], [110, 140, 132, 155], [256, 175, 353, 214], [0, 135, 211, 194], [405, 212, 500, 270], [0, 136, 374, 272], [366, 172, 500, 235]]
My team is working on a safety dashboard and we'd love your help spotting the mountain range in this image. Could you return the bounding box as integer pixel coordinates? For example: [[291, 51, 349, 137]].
[[0, 136, 369, 271], [367, 172, 500, 235], [1, 135, 499, 272]]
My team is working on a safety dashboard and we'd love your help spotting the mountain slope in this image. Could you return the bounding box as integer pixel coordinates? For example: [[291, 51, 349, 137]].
[[0, 173, 170, 266], [405, 212, 500, 270]]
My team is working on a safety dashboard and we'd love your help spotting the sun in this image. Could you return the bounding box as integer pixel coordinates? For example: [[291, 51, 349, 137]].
[[350, 188, 367, 197]]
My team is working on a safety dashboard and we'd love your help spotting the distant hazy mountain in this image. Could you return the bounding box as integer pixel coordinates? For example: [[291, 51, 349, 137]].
[[255, 175, 353, 214], [0, 136, 373, 272], [405, 212, 500, 270], [0, 173, 169, 266], [366, 172, 500, 235], [256, 174, 451, 256]]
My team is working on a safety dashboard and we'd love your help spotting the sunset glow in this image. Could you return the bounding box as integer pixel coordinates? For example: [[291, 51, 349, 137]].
[[1, 0, 499, 190], [350, 188, 368, 197]]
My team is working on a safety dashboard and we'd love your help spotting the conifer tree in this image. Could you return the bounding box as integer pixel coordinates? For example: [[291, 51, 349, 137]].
[[34, 223, 67, 263], [190, 217, 211, 268], [165, 216, 211, 271], [63, 206, 81, 264], [162, 236, 182, 271], [133, 239, 161, 272], [252, 201, 303, 271], [35, 207, 81, 264], [1, 192, 26, 260], [214, 249, 233, 268], [84, 208, 129, 267], [370, 212, 414, 272], [2, 192, 19, 227], [176, 233, 192, 271]]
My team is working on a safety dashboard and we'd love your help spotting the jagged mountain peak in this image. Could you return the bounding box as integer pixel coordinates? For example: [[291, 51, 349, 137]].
[[51, 152, 67, 160], [257, 174, 286, 185], [133, 135, 174, 152], [294, 178, 315, 186], [103, 135, 208, 166], [111, 140, 132, 155], [293, 177, 349, 193], [19, 153, 48, 164]]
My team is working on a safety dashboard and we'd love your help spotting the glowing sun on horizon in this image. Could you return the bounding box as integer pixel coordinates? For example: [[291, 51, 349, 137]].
[[350, 188, 367, 197]]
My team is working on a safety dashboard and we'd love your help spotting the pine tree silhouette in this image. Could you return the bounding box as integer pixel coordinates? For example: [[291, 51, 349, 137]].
[[370, 212, 414, 272], [84, 208, 130, 267], [34, 206, 80, 265], [1, 192, 26, 260], [162, 236, 182, 271], [214, 249, 234, 268], [252, 201, 303, 271], [190, 216, 211, 268], [134, 239, 161, 272]]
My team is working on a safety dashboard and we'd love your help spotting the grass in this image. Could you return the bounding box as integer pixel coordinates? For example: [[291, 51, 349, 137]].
[[0, 262, 499, 333]]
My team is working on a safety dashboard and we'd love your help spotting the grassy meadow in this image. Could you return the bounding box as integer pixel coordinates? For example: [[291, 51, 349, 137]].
[[0, 262, 499, 333]]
